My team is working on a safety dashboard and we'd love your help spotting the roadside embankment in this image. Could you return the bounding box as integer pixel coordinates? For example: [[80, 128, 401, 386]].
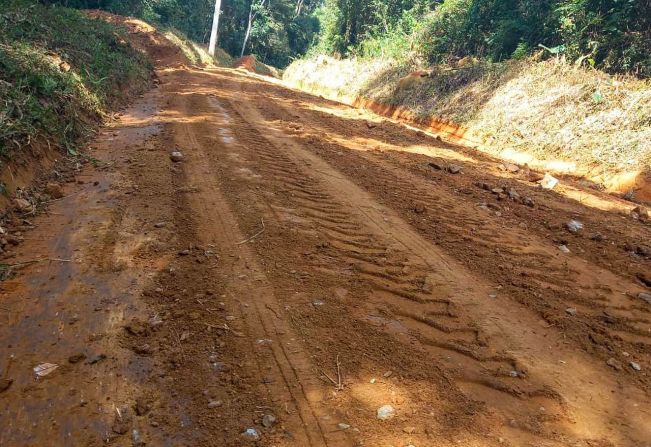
[[284, 55, 651, 201]]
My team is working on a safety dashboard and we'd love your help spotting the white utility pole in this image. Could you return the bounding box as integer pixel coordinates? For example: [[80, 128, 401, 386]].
[[208, 0, 222, 56]]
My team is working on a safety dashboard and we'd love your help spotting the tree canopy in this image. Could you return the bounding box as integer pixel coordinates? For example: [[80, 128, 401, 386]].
[[39, 0, 650, 76]]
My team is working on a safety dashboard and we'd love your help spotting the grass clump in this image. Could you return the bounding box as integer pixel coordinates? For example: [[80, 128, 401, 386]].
[[163, 29, 233, 68], [0, 0, 152, 156]]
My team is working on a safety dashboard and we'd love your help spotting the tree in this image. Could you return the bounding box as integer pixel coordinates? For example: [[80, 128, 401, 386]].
[[208, 0, 222, 56], [240, 0, 268, 57]]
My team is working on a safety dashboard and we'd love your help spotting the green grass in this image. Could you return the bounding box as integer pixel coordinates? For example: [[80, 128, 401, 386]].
[[0, 0, 152, 156]]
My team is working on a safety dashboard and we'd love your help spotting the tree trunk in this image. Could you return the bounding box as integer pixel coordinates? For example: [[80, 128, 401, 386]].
[[240, 0, 267, 58], [240, 3, 254, 58], [208, 0, 222, 56]]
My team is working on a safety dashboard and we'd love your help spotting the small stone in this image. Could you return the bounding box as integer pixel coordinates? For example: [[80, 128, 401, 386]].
[[606, 358, 622, 371], [630, 361, 642, 371], [523, 197, 535, 207], [638, 293, 651, 305], [241, 428, 260, 441], [132, 429, 144, 446], [45, 182, 64, 199], [262, 414, 276, 428], [491, 188, 504, 195], [383, 370, 393, 378], [414, 203, 426, 214], [178, 249, 190, 256], [13, 198, 32, 213], [428, 162, 443, 170], [154, 222, 166, 228], [591, 233, 604, 242], [170, 151, 184, 162], [447, 164, 461, 174], [506, 188, 520, 200], [134, 397, 151, 416], [505, 163, 520, 173], [565, 308, 577, 316], [68, 353, 87, 364], [540, 173, 559, 190], [558, 245, 570, 253], [133, 343, 153, 355], [207, 400, 223, 409], [403, 426, 417, 434], [377, 404, 396, 420], [337, 423, 351, 430], [565, 220, 583, 234]]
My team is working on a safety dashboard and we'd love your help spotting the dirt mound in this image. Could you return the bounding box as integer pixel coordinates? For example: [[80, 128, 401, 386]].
[[86, 10, 188, 68], [234, 54, 280, 78]]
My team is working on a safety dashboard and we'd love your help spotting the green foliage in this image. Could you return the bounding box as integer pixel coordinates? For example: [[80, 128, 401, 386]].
[[0, 0, 152, 156], [314, 0, 650, 77], [42, 0, 322, 68]]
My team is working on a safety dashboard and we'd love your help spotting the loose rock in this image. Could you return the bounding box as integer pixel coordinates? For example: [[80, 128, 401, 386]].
[[134, 397, 151, 416], [447, 164, 462, 174], [377, 404, 396, 420], [606, 358, 622, 371], [638, 292, 651, 305], [68, 353, 87, 364], [540, 173, 559, 190], [207, 400, 223, 409], [337, 423, 351, 430], [591, 233, 605, 242], [565, 308, 577, 316], [241, 428, 260, 441], [630, 362, 642, 371], [13, 198, 33, 213], [45, 182, 64, 199], [565, 220, 583, 234], [170, 151, 184, 162], [262, 414, 276, 428]]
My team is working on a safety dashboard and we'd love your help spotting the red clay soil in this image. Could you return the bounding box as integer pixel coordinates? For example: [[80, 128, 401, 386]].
[[234, 55, 258, 72], [0, 14, 650, 447]]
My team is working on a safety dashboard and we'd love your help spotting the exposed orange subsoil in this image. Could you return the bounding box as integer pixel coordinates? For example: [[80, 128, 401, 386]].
[[0, 15, 650, 447]]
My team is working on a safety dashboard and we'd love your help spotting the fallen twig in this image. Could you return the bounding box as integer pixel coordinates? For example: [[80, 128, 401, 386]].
[[5, 258, 72, 268], [319, 355, 344, 390], [237, 218, 265, 245], [336, 354, 342, 389]]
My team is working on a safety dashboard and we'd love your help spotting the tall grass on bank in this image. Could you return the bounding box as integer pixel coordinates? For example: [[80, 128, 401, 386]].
[[284, 55, 651, 173], [0, 1, 152, 156]]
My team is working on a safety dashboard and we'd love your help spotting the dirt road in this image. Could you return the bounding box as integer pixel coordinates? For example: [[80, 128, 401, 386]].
[[1, 23, 650, 447]]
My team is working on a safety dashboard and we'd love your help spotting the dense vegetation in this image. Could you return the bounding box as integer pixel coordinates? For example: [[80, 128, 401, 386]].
[[37, 0, 650, 77], [41, 0, 321, 68], [315, 0, 650, 77], [0, 1, 151, 156]]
